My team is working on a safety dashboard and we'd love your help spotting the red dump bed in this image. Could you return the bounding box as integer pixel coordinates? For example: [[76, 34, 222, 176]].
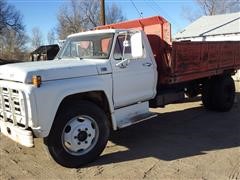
[[171, 41, 240, 83], [97, 16, 240, 85]]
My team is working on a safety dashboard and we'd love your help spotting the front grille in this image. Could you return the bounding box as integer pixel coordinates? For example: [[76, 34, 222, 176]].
[[0, 87, 26, 127], [0, 88, 22, 115]]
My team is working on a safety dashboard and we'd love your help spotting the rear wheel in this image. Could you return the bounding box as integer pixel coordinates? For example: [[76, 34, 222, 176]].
[[44, 100, 110, 168], [202, 76, 235, 112], [202, 79, 215, 110], [213, 76, 235, 112]]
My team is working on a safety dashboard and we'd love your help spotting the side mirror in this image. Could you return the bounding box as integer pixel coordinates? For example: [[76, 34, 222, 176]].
[[130, 32, 143, 59]]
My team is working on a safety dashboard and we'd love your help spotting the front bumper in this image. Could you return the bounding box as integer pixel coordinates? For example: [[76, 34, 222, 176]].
[[0, 120, 34, 147]]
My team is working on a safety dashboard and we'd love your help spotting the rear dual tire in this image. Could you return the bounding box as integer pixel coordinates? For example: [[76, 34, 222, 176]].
[[202, 76, 235, 112]]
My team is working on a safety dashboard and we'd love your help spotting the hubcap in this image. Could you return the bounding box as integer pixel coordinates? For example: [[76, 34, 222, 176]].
[[61, 115, 99, 156], [77, 131, 88, 141]]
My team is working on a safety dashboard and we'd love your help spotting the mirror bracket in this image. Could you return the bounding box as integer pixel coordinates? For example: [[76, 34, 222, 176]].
[[116, 58, 130, 68]]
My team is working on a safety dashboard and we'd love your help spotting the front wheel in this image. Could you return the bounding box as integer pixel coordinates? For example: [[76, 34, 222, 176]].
[[44, 100, 110, 168]]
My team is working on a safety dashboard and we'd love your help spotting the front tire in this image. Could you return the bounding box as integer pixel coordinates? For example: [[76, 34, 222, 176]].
[[44, 100, 110, 168]]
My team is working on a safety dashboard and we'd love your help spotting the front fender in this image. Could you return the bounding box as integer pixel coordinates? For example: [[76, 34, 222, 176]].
[[32, 74, 113, 137]]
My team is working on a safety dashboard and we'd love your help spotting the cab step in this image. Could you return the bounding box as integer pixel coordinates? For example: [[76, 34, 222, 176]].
[[117, 112, 157, 129]]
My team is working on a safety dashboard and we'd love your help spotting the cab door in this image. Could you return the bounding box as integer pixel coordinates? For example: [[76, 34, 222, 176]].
[[111, 32, 156, 108]]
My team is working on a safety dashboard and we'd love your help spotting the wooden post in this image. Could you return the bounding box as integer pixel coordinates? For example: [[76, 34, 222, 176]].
[[100, 0, 105, 25]]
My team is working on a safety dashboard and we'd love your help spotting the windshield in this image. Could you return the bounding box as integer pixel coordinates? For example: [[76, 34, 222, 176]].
[[58, 33, 114, 60]]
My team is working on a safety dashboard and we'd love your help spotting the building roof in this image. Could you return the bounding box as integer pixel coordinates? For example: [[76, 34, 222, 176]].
[[175, 12, 240, 40]]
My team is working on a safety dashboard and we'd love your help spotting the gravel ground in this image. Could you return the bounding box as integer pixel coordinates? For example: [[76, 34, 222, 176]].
[[0, 82, 239, 180]]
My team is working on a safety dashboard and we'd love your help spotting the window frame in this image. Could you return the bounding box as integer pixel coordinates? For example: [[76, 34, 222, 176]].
[[57, 33, 114, 60], [112, 32, 145, 61]]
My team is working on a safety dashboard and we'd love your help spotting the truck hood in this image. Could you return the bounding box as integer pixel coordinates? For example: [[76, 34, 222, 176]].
[[0, 60, 109, 84]]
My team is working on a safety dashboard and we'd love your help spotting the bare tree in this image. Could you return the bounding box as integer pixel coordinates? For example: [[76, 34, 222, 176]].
[[0, 29, 28, 60], [182, 0, 240, 22], [57, 0, 126, 39], [181, 5, 202, 22], [47, 29, 55, 44], [31, 27, 43, 49], [106, 3, 126, 24], [0, 0, 28, 60], [0, 0, 24, 34], [57, 0, 86, 40], [196, 0, 240, 15]]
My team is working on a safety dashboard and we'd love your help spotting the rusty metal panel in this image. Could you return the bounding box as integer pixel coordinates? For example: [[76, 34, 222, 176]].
[[169, 41, 240, 84], [219, 42, 235, 68], [205, 42, 219, 70], [234, 41, 240, 67], [172, 42, 202, 75]]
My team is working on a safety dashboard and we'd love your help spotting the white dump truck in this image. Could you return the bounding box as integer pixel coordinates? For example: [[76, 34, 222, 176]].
[[0, 16, 239, 167]]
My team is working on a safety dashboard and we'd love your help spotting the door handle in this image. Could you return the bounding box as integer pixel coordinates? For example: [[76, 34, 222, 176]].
[[142, 62, 152, 67]]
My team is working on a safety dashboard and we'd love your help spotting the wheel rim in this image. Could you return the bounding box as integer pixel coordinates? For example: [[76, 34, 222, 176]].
[[61, 115, 99, 156]]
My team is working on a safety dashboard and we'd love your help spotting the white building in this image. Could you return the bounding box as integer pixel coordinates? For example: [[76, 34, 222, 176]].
[[174, 12, 240, 81]]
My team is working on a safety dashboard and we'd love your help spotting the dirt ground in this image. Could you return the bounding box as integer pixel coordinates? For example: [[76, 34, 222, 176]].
[[1, 82, 239, 180]]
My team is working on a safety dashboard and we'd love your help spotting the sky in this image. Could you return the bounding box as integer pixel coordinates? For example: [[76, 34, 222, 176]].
[[8, 0, 199, 44]]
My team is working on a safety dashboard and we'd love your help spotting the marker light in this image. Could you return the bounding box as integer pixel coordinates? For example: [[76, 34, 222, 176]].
[[32, 75, 41, 87]]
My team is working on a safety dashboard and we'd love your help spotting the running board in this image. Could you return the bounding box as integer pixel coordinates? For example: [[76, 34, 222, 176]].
[[117, 112, 158, 129]]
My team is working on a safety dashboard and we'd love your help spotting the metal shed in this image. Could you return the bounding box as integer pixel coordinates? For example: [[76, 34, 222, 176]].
[[174, 12, 240, 41]]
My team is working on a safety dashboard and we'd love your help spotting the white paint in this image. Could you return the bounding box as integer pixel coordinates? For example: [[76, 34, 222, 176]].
[[68, 29, 117, 38], [131, 31, 143, 58], [0, 59, 100, 84], [114, 101, 149, 128], [111, 31, 157, 108], [0, 120, 34, 147]]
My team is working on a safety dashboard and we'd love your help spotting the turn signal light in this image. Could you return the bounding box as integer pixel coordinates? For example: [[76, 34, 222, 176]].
[[32, 75, 41, 87]]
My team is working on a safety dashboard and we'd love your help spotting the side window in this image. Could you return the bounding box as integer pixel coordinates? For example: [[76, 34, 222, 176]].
[[113, 35, 133, 60], [113, 34, 145, 60]]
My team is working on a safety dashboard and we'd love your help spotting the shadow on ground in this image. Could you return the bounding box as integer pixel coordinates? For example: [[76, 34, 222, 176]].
[[89, 93, 240, 166]]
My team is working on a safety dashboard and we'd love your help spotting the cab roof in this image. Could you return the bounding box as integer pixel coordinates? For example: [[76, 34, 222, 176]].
[[67, 29, 139, 38]]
